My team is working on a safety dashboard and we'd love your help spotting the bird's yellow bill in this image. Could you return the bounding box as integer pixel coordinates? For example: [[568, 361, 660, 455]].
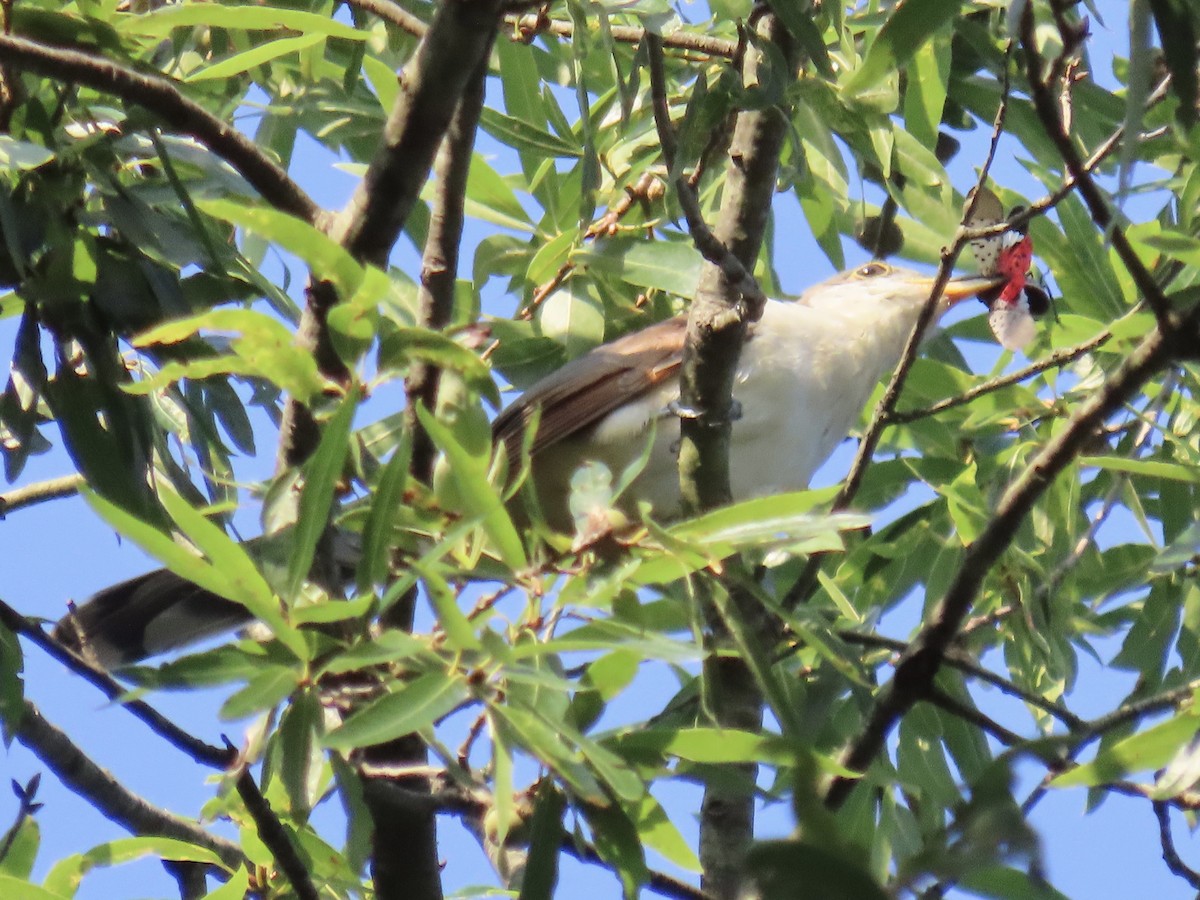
[[933, 274, 1008, 303]]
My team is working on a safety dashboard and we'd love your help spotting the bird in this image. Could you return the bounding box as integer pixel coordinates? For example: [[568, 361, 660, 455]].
[[54, 262, 1005, 666]]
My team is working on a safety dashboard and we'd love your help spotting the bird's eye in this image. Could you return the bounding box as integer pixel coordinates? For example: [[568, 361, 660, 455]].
[[857, 263, 889, 278]]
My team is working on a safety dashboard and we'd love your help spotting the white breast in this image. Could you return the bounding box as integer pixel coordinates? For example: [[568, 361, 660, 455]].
[[538, 297, 919, 525]]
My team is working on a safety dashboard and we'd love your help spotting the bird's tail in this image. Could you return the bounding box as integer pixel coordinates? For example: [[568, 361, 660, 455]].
[[53, 530, 364, 668], [53, 570, 252, 668]]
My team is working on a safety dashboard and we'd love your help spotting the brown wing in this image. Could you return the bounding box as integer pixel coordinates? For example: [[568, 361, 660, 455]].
[[491, 315, 687, 472]]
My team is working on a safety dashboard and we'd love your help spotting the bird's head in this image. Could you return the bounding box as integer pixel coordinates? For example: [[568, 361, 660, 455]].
[[800, 261, 1006, 320]]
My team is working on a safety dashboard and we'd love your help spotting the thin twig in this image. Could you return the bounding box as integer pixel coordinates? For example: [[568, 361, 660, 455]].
[[886, 330, 1112, 424], [926, 687, 1025, 746], [1154, 800, 1200, 889], [0, 473, 84, 516], [645, 34, 768, 320], [782, 49, 1015, 611], [520, 262, 575, 320], [343, 0, 428, 36], [511, 13, 737, 59], [344, 0, 739, 57], [835, 46, 1013, 515], [1019, 6, 1175, 330], [234, 766, 320, 900]]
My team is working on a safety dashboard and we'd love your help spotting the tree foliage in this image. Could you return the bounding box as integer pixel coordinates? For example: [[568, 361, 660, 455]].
[[1, 1, 1200, 898]]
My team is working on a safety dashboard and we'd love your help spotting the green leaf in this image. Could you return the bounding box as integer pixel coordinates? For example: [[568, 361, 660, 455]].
[[286, 391, 358, 600], [357, 430, 412, 592], [130, 308, 327, 403], [0, 624, 23, 745], [518, 781, 566, 900], [479, 108, 583, 160], [43, 837, 227, 897], [119, 4, 366, 40], [278, 691, 321, 815], [613, 727, 838, 769], [324, 671, 468, 750], [0, 137, 53, 171], [82, 488, 306, 661], [538, 281, 605, 357], [669, 497, 868, 559], [377, 327, 499, 407], [196, 198, 363, 299], [490, 705, 607, 805], [416, 405, 527, 570], [1148, 0, 1199, 128], [1051, 704, 1200, 787], [219, 665, 298, 720], [573, 240, 703, 299], [902, 33, 950, 148], [416, 562, 482, 652], [0, 815, 37, 879], [578, 802, 648, 897], [1083, 455, 1200, 484], [844, 0, 961, 96], [0, 875, 65, 900], [186, 33, 326, 82], [631, 794, 701, 873]]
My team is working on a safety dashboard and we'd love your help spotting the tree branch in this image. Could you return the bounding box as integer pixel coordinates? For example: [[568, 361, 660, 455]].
[[837, 631, 1085, 730], [15, 700, 244, 872], [0, 36, 318, 223], [346, 0, 739, 58], [0, 597, 232, 767], [406, 48, 491, 487], [278, 0, 503, 471], [648, 9, 795, 896]]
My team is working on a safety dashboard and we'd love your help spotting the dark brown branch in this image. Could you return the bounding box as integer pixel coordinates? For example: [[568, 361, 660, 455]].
[[407, 47, 492, 486], [0, 473, 84, 516], [0, 36, 318, 223], [825, 311, 1186, 809], [0, 597, 232, 767], [234, 767, 319, 900], [886, 329, 1112, 425], [1019, 6, 1175, 330], [15, 700, 244, 872]]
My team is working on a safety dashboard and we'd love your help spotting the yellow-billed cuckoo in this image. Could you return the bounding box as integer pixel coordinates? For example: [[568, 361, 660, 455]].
[[55, 262, 1005, 665]]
